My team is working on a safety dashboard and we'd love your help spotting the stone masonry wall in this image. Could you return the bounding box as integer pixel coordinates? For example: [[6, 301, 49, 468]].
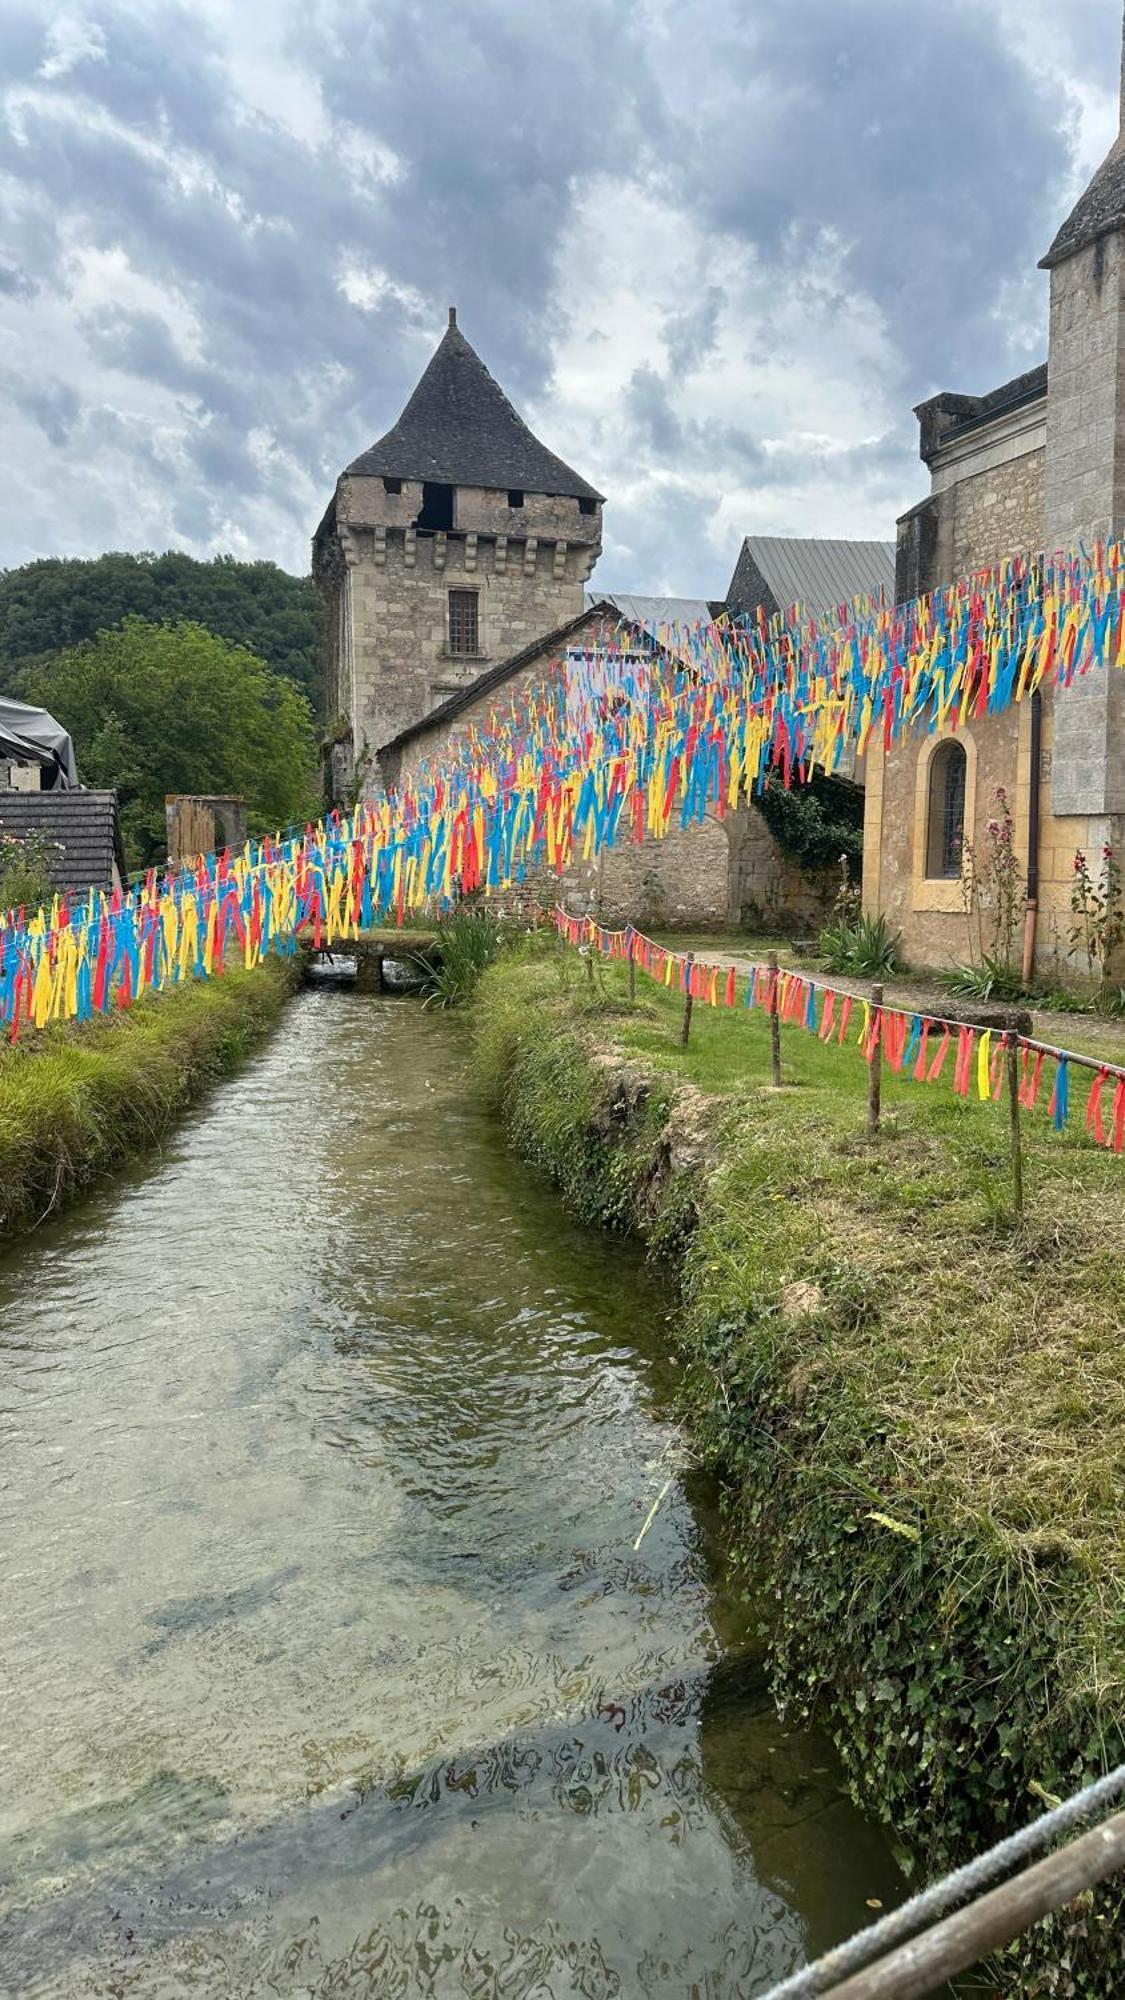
[[380, 622, 832, 932], [1045, 232, 1125, 817], [950, 447, 1045, 578], [347, 533, 589, 763], [863, 685, 1123, 979]]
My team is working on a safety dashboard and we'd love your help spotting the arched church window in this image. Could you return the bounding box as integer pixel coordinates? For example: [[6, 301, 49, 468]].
[[925, 740, 967, 879]]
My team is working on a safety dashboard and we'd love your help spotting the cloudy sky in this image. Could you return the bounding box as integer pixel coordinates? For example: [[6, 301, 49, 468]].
[[0, 0, 1121, 595]]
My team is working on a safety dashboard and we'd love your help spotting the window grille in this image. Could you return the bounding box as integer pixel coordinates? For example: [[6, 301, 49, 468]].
[[448, 590, 479, 656]]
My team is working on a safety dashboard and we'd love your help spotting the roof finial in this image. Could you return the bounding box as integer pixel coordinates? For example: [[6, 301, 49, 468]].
[[448, 305, 457, 329]]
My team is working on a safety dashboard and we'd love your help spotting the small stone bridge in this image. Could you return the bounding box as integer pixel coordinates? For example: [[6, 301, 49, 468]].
[[306, 928, 442, 992]]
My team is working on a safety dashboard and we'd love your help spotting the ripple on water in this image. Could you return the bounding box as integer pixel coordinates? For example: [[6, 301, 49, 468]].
[[0, 993, 901, 1996]]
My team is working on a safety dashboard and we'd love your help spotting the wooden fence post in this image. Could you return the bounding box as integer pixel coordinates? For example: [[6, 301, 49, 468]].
[[1007, 1019, 1024, 1218], [866, 982, 883, 1138], [767, 951, 782, 1087], [627, 927, 636, 1005], [681, 953, 694, 1046]]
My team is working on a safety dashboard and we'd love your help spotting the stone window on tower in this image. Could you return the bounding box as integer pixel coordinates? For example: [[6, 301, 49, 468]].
[[925, 740, 967, 878], [579, 497, 597, 516], [383, 476, 402, 495], [448, 589, 480, 657], [507, 489, 524, 509]]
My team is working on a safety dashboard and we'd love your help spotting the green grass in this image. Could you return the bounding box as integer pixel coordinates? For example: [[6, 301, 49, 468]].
[[647, 927, 821, 962], [473, 942, 1125, 1993], [0, 959, 299, 1239]]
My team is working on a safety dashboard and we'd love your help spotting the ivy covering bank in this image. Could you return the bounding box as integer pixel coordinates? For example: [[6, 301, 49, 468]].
[[471, 946, 1125, 1997], [0, 959, 299, 1240]]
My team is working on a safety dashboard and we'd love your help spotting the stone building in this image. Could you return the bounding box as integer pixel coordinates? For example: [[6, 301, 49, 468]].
[[313, 309, 603, 799], [378, 601, 826, 931], [317, 317, 891, 929], [865, 14, 1125, 978]]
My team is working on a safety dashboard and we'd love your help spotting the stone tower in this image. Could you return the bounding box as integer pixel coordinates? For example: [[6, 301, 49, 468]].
[[314, 309, 603, 799], [1040, 5, 1125, 826]]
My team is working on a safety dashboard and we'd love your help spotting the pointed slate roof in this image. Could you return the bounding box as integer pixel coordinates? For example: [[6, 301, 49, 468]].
[[346, 311, 603, 501]]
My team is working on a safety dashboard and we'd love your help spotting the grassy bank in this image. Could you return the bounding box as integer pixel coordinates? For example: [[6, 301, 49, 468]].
[[473, 942, 1125, 1995], [0, 960, 299, 1240]]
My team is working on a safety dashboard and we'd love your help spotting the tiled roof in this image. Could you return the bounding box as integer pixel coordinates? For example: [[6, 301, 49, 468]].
[[0, 790, 126, 895], [345, 313, 603, 501]]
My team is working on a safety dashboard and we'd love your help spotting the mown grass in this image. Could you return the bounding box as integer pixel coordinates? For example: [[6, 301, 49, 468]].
[[0, 959, 299, 1240], [473, 941, 1125, 1993]]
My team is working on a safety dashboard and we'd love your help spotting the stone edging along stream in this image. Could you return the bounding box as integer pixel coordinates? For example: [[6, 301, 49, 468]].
[[0, 958, 301, 1243], [468, 955, 1124, 1997]]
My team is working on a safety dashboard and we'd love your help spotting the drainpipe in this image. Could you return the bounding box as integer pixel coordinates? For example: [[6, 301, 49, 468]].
[[1020, 688, 1043, 988]]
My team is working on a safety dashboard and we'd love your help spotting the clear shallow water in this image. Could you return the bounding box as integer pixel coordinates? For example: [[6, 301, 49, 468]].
[[0, 991, 901, 1997]]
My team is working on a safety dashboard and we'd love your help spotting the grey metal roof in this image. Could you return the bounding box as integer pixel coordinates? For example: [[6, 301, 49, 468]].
[[739, 536, 895, 617], [346, 312, 603, 501], [0, 790, 125, 896], [589, 592, 714, 630]]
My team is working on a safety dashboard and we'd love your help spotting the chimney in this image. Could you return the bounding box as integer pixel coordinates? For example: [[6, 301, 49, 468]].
[[448, 306, 457, 329]]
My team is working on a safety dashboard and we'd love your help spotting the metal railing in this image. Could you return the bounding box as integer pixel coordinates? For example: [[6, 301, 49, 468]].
[[759, 1766, 1125, 1998]]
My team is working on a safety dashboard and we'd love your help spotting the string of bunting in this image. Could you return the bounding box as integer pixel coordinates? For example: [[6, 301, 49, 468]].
[[4, 538, 1125, 1042], [553, 909, 1125, 1157]]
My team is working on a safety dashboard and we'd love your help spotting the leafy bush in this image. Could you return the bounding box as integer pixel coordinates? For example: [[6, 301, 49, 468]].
[[755, 769, 865, 872], [819, 911, 901, 977], [422, 905, 507, 1008], [0, 830, 61, 915], [948, 955, 1033, 1002]]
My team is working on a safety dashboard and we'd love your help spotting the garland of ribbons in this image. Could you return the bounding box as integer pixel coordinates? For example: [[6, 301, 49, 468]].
[[554, 910, 1125, 1157], [3, 537, 1125, 1043]]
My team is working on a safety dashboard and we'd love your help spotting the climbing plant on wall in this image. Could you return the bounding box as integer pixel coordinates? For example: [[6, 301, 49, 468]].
[[754, 769, 864, 873]]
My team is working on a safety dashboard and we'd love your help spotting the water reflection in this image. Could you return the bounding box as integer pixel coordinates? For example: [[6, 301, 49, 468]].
[[0, 992, 899, 1996]]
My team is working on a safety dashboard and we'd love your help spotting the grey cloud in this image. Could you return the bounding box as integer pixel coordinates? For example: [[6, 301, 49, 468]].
[[677, 0, 1071, 390], [0, 0, 1118, 590], [1, 374, 81, 445], [664, 289, 724, 377], [0, 257, 36, 298], [304, 0, 668, 398], [625, 365, 686, 457]]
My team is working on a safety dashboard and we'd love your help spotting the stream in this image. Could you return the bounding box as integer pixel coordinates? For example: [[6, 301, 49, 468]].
[[0, 988, 901, 1997]]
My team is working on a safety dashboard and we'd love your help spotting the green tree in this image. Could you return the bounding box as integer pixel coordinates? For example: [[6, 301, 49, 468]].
[[23, 619, 320, 868], [0, 552, 322, 714]]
